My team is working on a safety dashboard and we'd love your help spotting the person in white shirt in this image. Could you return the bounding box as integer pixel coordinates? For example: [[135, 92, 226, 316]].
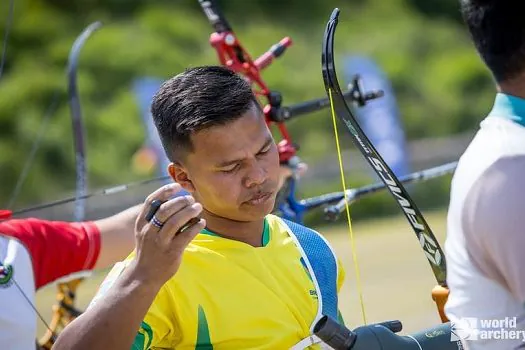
[[445, 1, 525, 349]]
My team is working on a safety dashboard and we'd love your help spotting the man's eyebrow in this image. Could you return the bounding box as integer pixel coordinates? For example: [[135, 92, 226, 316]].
[[257, 136, 274, 153], [216, 135, 273, 168]]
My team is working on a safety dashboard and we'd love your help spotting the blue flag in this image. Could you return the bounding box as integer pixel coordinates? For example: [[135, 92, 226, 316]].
[[343, 55, 410, 177], [133, 77, 189, 196]]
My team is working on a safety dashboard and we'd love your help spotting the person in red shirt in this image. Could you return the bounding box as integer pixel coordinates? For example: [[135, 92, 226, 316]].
[[0, 204, 141, 350], [0, 206, 143, 289]]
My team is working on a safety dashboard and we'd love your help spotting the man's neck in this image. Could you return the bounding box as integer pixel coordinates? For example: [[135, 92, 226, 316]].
[[200, 209, 266, 247]]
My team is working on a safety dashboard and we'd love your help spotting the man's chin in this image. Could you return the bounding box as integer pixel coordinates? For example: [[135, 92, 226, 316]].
[[238, 195, 276, 219], [204, 193, 277, 222]]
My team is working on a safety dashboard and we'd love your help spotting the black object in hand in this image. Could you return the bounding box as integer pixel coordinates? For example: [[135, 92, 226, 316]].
[[145, 199, 163, 222]]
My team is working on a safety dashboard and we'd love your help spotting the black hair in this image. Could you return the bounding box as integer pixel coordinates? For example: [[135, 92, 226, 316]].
[[460, 0, 525, 82], [151, 65, 257, 161]]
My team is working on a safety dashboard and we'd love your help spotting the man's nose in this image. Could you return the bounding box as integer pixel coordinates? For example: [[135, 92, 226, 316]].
[[243, 161, 267, 188]]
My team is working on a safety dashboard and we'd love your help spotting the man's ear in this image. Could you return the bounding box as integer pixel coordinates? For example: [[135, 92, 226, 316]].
[[168, 163, 195, 193]]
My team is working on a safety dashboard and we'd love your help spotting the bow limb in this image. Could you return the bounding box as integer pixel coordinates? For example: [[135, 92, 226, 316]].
[[37, 22, 103, 349], [0, 0, 14, 81], [321, 8, 449, 323], [67, 21, 102, 223]]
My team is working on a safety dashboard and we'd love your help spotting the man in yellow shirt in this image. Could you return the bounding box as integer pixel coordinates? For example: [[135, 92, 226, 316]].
[[53, 65, 345, 350]]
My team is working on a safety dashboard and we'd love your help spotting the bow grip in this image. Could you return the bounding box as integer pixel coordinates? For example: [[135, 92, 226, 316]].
[[432, 284, 450, 323]]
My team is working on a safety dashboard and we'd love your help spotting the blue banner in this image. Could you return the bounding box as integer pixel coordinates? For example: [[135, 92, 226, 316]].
[[133, 77, 191, 197], [133, 78, 170, 181], [343, 55, 410, 177]]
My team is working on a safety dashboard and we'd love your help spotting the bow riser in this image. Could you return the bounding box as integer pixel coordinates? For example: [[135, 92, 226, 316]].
[[209, 31, 295, 151], [37, 22, 103, 349], [200, 0, 296, 164]]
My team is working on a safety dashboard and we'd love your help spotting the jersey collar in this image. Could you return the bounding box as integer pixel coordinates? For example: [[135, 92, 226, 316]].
[[201, 218, 270, 247], [488, 92, 525, 127]]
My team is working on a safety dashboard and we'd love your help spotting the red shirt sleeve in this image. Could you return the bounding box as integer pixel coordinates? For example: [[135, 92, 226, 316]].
[[0, 218, 101, 289]]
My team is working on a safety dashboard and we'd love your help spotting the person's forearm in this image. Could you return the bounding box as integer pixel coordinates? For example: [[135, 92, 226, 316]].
[[94, 204, 143, 269], [53, 263, 161, 350]]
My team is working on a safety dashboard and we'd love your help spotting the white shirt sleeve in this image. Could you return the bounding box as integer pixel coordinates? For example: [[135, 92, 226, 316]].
[[462, 155, 525, 305]]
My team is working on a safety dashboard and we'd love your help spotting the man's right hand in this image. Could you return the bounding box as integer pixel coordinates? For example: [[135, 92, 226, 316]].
[[132, 183, 206, 287], [52, 182, 204, 350]]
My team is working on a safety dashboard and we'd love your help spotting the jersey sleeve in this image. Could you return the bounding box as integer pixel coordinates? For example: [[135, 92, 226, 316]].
[[463, 156, 525, 304], [0, 218, 101, 289]]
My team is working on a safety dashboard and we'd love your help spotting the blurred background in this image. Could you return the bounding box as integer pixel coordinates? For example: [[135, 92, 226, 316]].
[[0, 0, 495, 222], [1, 0, 497, 336]]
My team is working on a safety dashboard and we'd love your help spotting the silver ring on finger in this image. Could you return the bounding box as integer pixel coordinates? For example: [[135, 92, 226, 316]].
[[151, 215, 164, 229]]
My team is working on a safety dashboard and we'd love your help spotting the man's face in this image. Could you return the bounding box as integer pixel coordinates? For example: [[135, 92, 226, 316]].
[[174, 104, 280, 222]]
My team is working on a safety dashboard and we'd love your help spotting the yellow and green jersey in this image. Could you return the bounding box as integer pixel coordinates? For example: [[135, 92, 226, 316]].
[[97, 214, 345, 349]]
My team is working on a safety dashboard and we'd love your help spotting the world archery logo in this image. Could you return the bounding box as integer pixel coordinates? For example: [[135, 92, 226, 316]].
[[0, 262, 14, 288], [450, 316, 525, 343], [450, 317, 478, 341]]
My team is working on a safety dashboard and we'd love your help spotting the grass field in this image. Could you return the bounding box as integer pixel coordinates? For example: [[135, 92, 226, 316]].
[[35, 208, 449, 338]]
